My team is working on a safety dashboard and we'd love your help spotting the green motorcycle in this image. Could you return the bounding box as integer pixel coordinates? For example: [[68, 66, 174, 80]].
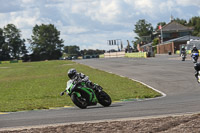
[[60, 79, 112, 109]]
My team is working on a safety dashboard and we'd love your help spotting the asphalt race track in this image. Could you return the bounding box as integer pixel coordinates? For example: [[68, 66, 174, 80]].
[[1, 54, 200, 130]]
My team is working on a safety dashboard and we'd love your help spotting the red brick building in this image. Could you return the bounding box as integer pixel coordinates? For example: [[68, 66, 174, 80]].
[[157, 35, 200, 54], [155, 21, 194, 54]]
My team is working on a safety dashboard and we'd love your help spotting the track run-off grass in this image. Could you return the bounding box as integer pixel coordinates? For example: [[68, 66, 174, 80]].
[[0, 60, 161, 112]]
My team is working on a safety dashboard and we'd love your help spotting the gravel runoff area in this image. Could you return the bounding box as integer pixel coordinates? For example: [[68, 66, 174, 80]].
[[1, 113, 200, 133]]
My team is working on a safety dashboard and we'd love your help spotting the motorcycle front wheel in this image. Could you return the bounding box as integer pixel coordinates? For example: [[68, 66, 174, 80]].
[[97, 91, 112, 107], [71, 93, 88, 109]]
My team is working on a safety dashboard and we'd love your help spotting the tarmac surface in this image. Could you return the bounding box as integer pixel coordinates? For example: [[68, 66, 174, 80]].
[[1, 54, 200, 131]]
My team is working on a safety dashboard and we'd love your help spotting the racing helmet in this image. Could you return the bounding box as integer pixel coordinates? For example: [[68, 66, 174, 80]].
[[68, 68, 77, 79]]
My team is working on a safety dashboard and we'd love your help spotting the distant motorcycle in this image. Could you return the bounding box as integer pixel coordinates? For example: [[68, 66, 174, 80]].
[[60, 79, 112, 109], [181, 51, 186, 61], [191, 53, 199, 63]]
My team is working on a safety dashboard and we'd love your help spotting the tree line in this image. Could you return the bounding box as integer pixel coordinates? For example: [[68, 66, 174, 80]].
[[63, 45, 105, 58], [0, 24, 64, 61], [0, 24, 104, 61]]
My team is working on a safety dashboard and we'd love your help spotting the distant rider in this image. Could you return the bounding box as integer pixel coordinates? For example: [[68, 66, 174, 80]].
[[67, 68, 96, 90], [181, 45, 186, 55], [192, 45, 199, 54], [191, 45, 199, 62], [194, 63, 200, 83]]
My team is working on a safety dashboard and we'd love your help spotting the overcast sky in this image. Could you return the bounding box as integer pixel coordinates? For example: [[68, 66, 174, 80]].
[[0, 0, 200, 50]]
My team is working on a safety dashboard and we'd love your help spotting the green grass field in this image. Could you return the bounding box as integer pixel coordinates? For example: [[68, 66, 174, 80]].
[[0, 60, 161, 112]]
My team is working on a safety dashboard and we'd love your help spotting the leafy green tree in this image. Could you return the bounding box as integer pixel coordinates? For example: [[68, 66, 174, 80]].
[[133, 36, 141, 44], [29, 24, 64, 60], [152, 38, 159, 54], [0, 28, 10, 61], [79, 49, 105, 56], [0, 28, 4, 46], [174, 18, 187, 26], [85, 49, 94, 55], [3, 24, 27, 60], [134, 19, 153, 37], [188, 16, 200, 36], [95, 49, 105, 55], [64, 45, 80, 56]]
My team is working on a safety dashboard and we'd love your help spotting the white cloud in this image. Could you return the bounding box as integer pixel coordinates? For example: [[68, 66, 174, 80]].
[[21, 0, 35, 4], [175, 0, 200, 7], [10, 9, 40, 28], [64, 26, 89, 34], [125, 0, 155, 17], [159, 0, 175, 13], [70, 0, 122, 24], [0, 0, 200, 51]]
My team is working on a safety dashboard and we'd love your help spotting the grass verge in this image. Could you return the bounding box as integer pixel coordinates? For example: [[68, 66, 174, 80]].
[[0, 60, 161, 112]]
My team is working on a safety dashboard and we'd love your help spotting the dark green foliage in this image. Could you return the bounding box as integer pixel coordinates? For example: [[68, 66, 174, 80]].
[[64, 45, 80, 56], [174, 18, 187, 26], [0, 28, 10, 60], [134, 19, 153, 37], [133, 19, 154, 44], [0, 24, 27, 60], [29, 24, 64, 61], [80, 49, 105, 56], [188, 16, 200, 37], [152, 38, 159, 53]]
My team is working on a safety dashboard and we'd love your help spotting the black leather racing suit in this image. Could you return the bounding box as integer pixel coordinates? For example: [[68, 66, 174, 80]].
[[194, 63, 200, 82], [192, 48, 199, 54], [72, 73, 95, 89]]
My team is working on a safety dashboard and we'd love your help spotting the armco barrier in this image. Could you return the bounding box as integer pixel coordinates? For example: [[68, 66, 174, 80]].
[[125, 52, 147, 58]]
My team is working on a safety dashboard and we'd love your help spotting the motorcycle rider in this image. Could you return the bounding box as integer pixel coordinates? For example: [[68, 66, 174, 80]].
[[181, 45, 186, 58], [192, 45, 199, 54], [60, 68, 99, 101], [67, 68, 96, 90], [191, 45, 199, 63], [181, 45, 186, 53], [66, 68, 99, 104], [194, 62, 200, 83]]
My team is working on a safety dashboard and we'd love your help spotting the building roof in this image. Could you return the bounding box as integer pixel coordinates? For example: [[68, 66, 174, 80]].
[[156, 21, 194, 33], [159, 35, 200, 46]]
